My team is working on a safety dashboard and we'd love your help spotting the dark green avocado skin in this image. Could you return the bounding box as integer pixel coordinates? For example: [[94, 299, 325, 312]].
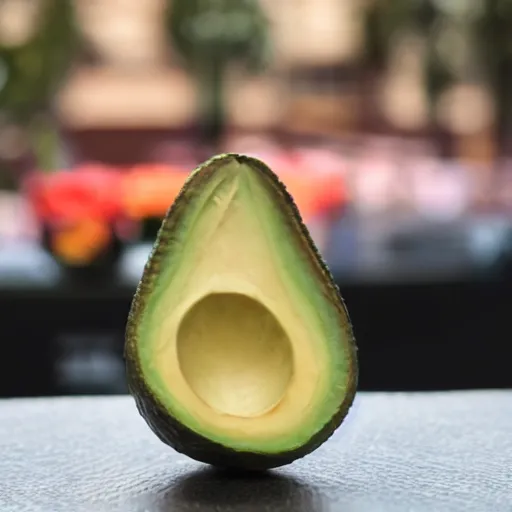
[[124, 153, 358, 471]]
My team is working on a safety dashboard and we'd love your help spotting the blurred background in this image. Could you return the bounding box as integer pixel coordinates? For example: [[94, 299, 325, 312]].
[[1, 0, 512, 398]]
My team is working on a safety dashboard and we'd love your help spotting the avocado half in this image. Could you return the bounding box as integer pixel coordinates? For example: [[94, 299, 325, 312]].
[[125, 153, 358, 470]]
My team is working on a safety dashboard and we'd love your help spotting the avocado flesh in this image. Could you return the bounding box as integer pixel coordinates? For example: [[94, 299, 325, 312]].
[[125, 154, 358, 469]]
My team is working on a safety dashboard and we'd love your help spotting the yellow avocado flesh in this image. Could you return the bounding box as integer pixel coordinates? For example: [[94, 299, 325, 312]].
[[137, 158, 353, 453]]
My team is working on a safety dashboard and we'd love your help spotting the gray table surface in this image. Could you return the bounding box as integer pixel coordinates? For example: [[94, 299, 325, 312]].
[[1, 391, 511, 512]]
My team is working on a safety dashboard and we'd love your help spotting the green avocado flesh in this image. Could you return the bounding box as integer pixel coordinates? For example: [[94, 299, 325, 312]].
[[125, 153, 358, 470]]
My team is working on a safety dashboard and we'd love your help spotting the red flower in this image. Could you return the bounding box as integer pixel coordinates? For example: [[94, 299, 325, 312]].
[[25, 164, 123, 225]]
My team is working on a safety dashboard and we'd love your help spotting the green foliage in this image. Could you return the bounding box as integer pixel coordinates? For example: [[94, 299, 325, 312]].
[[0, 0, 78, 173], [363, 0, 512, 140], [166, 0, 271, 145], [167, 0, 270, 73], [363, 0, 436, 69], [0, 0, 78, 123], [475, 0, 512, 139]]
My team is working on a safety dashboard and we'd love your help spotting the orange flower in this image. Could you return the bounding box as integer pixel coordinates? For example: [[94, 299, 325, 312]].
[[52, 219, 112, 266], [122, 165, 189, 220]]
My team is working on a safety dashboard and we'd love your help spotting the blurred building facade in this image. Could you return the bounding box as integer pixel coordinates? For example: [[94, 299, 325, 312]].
[[55, 0, 366, 135], [0, 0, 503, 172]]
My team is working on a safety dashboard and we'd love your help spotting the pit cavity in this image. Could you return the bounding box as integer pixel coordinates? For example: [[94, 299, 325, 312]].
[[176, 293, 293, 418]]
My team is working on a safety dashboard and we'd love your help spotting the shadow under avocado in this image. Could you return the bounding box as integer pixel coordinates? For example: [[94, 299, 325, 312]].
[[155, 466, 327, 512]]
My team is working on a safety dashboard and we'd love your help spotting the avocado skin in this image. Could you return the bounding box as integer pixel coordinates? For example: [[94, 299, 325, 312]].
[[125, 153, 358, 470]]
